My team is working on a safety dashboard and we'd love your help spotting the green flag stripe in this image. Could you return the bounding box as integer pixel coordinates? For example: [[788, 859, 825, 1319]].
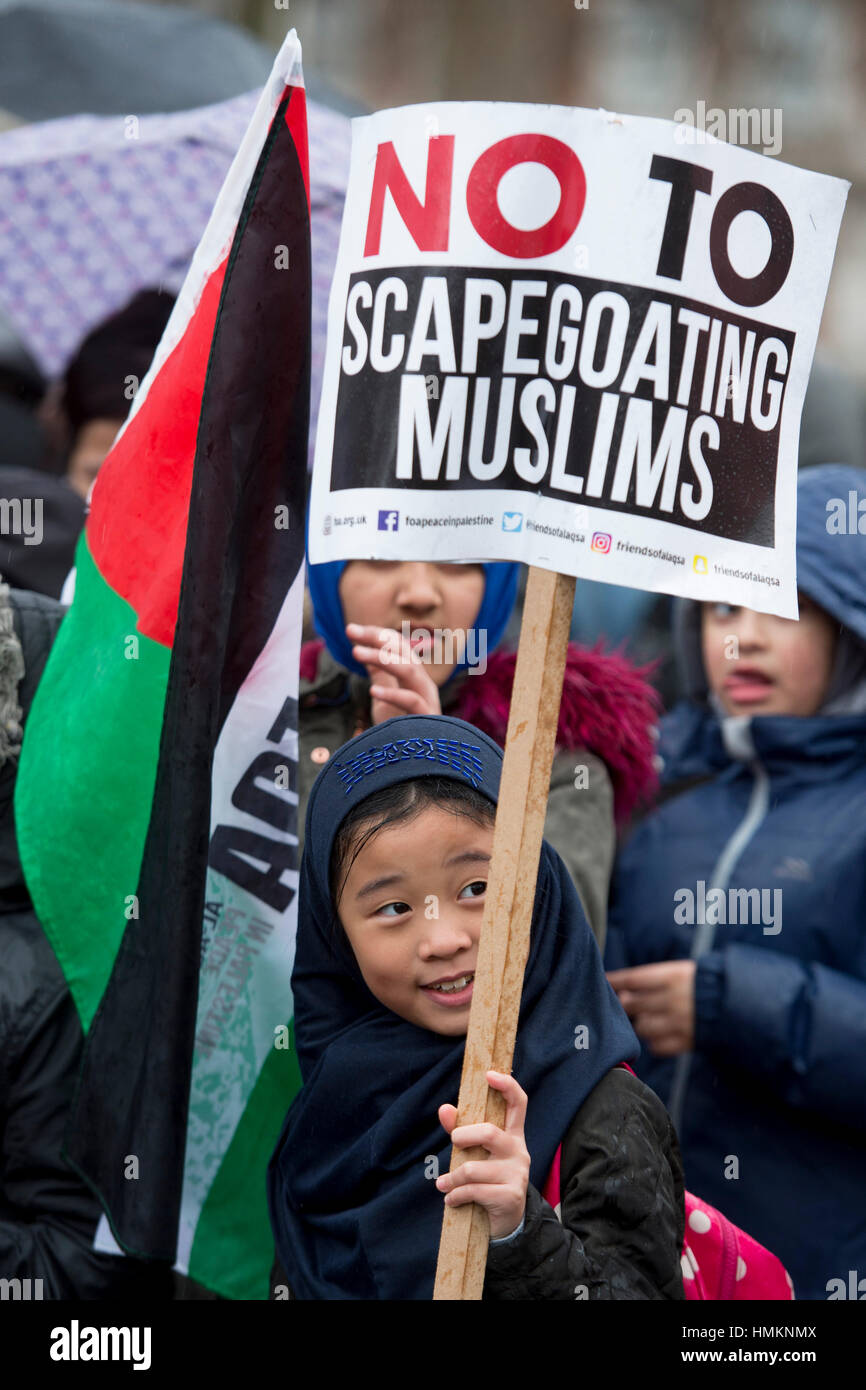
[[188, 1031, 301, 1300], [15, 533, 170, 1031]]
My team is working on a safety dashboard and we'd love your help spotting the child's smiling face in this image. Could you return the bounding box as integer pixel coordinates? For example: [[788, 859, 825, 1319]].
[[336, 804, 493, 1036]]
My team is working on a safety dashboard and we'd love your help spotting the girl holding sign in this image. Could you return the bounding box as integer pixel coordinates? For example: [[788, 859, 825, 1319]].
[[299, 549, 659, 950], [606, 464, 866, 1301], [267, 713, 685, 1300]]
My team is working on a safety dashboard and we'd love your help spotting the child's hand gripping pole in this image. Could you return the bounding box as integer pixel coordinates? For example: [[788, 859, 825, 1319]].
[[437, 1072, 531, 1242], [432, 566, 576, 1300]]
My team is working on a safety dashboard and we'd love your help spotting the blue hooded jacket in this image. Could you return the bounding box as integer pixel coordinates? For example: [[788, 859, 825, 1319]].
[[605, 465, 866, 1301]]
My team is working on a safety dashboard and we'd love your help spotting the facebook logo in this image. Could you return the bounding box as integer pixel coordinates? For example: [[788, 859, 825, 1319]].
[[378, 510, 399, 531]]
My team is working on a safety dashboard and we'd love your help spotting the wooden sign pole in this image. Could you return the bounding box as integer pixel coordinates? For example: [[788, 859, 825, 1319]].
[[433, 563, 576, 1300]]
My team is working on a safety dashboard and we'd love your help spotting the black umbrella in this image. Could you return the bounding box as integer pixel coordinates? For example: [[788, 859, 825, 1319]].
[[0, 0, 275, 120]]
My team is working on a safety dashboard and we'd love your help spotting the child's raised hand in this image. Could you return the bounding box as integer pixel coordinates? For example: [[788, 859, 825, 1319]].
[[436, 1071, 530, 1241], [346, 622, 442, 724]]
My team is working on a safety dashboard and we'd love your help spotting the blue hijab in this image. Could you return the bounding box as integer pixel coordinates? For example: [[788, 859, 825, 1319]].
[[305, 509, 520, 678], [267, 713, 638, 1300]]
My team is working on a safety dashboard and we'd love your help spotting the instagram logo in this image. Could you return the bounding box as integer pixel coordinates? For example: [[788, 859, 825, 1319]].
[[591, 532, 612, 554]]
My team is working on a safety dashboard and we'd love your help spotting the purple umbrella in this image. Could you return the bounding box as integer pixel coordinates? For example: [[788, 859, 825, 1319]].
[[0, 89, 350, 466]]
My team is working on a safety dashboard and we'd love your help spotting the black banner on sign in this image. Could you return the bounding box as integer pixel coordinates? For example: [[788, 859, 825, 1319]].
[[330, 266, 795, 547]]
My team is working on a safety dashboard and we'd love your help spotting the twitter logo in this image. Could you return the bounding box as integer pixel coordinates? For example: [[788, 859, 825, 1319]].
[[502, 512, 523, 532]]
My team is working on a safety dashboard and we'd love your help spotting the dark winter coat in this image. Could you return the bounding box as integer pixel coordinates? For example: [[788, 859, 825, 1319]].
[[0, 586, 171, 1299], [271, 1066, 685, 1301], [297, 639, 658, 950], [605, 465, 866, 1301], [483, 1066, 685, 1300]]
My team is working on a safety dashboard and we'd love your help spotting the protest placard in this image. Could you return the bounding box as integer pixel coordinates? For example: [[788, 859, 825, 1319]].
[[309, 101, 848, 618], [308, 100, 848, 1300]]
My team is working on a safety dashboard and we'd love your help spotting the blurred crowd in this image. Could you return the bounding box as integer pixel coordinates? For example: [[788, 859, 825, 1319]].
[[1, 0, 866, 1308], [0, 272, 864, 1301]]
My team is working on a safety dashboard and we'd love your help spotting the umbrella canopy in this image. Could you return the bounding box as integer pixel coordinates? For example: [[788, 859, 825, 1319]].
[[0, 0, 275, 121], [0, 89, 350, 466]]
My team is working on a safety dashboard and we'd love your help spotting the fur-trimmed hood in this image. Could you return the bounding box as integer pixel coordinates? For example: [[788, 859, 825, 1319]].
[[0, 585, 65, 902], [0, 582, 25, 769], [300, 638, 660, 825], [456, 643, 660, 824]]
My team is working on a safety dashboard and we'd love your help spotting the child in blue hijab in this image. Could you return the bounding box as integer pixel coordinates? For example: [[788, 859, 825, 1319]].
[[267, 713, 685, 1300], [306, 550, 519, 683], [299, 531, 660, 951]]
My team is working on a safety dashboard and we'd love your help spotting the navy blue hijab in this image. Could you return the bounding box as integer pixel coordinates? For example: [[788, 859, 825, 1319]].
[[267, 714, 638, 1300]]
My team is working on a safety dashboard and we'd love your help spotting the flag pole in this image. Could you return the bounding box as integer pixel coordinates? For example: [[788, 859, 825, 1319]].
[[433, 563, 576, 1300]]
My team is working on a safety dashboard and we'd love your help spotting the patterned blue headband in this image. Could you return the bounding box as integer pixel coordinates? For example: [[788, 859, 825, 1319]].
[[304, 713, 505, 881]]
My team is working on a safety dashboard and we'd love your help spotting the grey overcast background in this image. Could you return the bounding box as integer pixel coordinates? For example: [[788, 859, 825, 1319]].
[[123, 0, 866, 383]]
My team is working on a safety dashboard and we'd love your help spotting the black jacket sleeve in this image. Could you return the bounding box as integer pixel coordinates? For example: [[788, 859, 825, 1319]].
[[483, 1068, 685, 1300], [0, 588, 171, 1299], [0, 913, 172, 1298]]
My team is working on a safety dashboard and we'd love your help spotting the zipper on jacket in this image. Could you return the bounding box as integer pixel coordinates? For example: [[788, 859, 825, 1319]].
[[667, 752, 770, 1135]]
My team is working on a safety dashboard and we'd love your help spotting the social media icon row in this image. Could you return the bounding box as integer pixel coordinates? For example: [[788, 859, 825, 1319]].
[[377, 510, 528, 532], [366, 514, 707, 578]]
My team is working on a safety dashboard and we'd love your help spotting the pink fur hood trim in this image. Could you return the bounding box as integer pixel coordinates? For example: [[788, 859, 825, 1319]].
[[456, 643, 660, 824], [299, 639, 660, 824]]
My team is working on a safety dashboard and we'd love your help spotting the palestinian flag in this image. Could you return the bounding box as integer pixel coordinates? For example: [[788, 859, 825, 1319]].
[[14, 30, 309, 1299]]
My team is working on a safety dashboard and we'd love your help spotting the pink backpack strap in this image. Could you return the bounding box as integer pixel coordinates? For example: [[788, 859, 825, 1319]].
[[542, 1061, 794, 1299], [542, 1143, 562, 1209]]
